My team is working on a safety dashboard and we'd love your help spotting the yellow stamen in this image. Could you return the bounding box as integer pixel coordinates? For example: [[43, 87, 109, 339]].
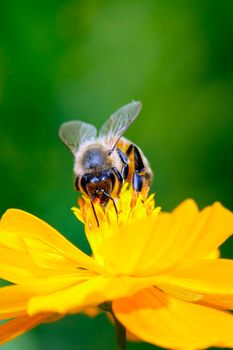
[[72, 184, 160, 262]]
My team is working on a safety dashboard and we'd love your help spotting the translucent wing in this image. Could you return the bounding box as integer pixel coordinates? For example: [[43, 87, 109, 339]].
[[99, 101, 142, 149], [59, 121, 97, 154]]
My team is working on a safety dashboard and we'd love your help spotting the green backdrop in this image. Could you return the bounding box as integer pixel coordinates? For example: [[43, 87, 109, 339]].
[[0, 1, 233, 349]]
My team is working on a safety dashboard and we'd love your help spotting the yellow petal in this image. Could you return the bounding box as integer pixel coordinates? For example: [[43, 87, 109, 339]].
[[201, 294, 233, 309], [0, 273, 94, 320], [181, 202, 233, 261], [0, 247, 35, 283], [0, 209, 101, 274], [81, 306, 100, 318], [0, 285, 32, 320], [100, 200, 233, 275], [206, 248, 220, 259], [24, 271, 97, 294], [27, 275, 165, 315], [97, 217, 156, 274], [113, 288, 233, 350], [0, 314, 50, 345], [144, 200, 233, 274], [97, 200, 193, 274], [158, 259, 233, 308], [27, 276, 121, 315]]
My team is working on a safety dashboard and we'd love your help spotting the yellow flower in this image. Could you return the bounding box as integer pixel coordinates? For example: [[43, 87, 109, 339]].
[[0, 185, 233, 349]]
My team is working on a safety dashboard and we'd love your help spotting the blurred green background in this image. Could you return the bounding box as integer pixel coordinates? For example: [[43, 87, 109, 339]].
[[0, 0, 233, 349]]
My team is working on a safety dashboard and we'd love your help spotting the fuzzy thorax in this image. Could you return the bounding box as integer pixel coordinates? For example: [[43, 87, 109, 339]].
[[73, 138, 122, 177]]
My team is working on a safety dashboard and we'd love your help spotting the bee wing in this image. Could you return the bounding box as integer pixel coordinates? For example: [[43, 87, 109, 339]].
[[99, 101, 142, 149], [59, 121, 97, 154]]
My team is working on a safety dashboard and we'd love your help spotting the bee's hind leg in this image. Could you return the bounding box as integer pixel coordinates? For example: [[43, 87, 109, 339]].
[[126, 144, 148, 206], [132, 172, 143, 192], [126, 144, 145, 192], [112, 167, 124, 195], [116, 148, 129, 180]]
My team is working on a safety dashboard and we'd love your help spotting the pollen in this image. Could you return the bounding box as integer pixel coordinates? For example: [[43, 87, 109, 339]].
[[73, 184, 158, 226], [72, 184, 160, 261]]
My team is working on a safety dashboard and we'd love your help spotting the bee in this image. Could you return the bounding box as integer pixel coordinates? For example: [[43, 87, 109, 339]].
[[59, 101, 153, 225]]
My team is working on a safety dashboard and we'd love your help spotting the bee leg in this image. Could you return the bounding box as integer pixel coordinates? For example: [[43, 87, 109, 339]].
[[132, 172, 143, 192], [126, 144, 147, 206], [103, 191, 118, 221], [126, 144, 145, 174], [91, 195, 99, 227], [112, 167, 124, 195], [116, 148, 129, 180]]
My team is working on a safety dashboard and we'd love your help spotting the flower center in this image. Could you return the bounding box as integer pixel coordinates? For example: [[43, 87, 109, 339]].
[[72, 184, 160, 265]]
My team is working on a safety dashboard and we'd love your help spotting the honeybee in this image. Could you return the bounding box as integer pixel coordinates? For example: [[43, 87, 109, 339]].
[[59, 101, 153, 225]]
